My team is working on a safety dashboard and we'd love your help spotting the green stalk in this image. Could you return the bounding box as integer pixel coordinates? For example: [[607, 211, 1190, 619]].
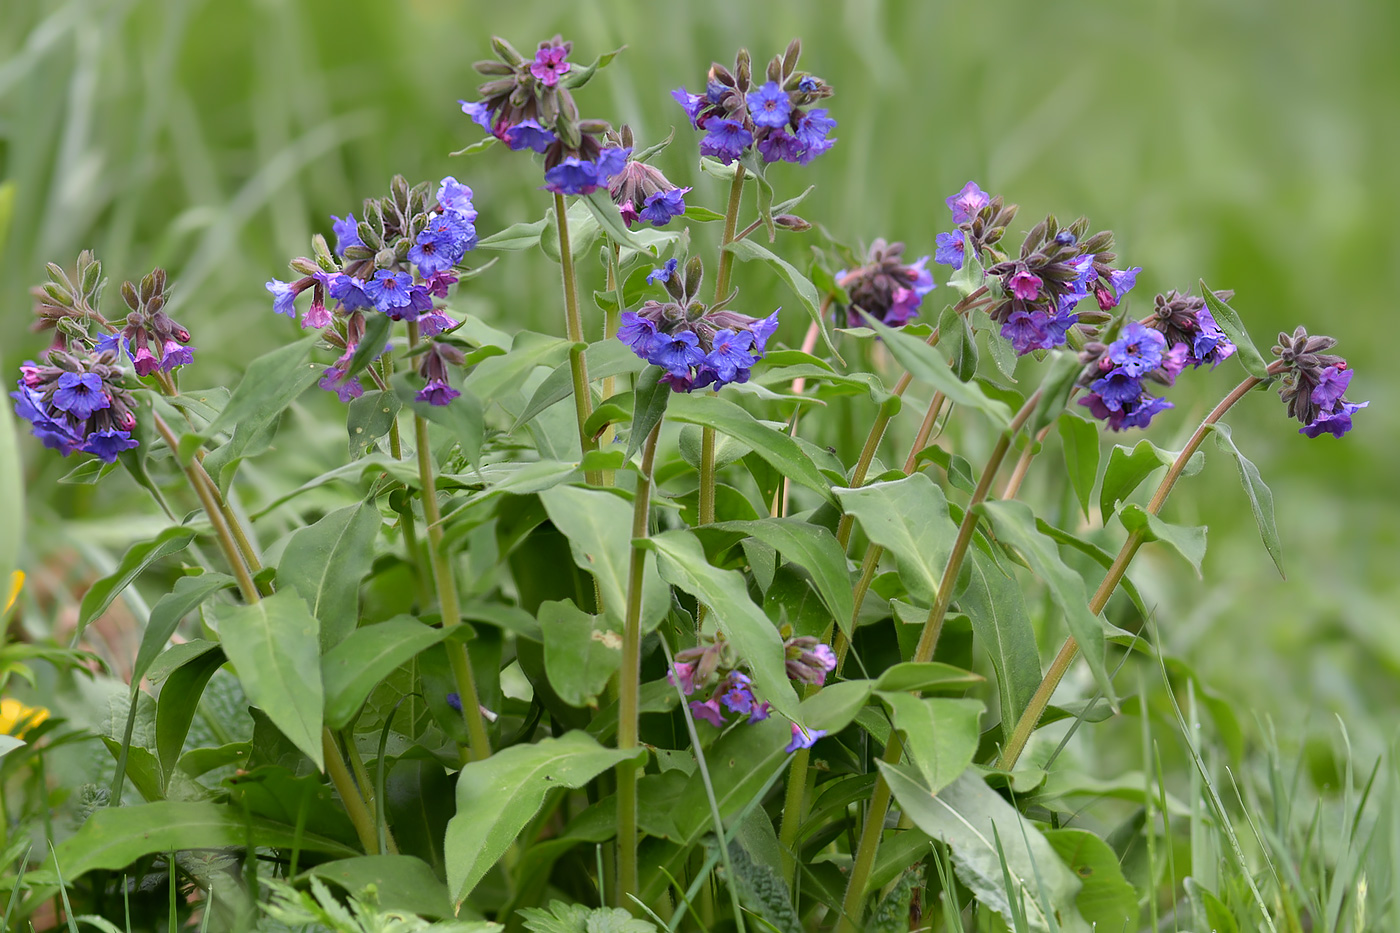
[[616, 421, 662, 908], [554, 193, 602, 486], [600, 243, 626, 486], [698, 167, 747, 526], [408, 323, 492, 763], [383, 355, 432, 604], [323, 732, 381, 855], [996, 372, 1267, 771]]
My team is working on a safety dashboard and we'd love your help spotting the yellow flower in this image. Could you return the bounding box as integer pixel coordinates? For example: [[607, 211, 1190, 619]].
[[0, 697, 48, 737], [3, 570, 20, 615]]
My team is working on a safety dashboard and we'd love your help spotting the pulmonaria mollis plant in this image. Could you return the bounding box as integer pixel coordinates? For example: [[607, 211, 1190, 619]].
[[4, 30, 1375, 933]]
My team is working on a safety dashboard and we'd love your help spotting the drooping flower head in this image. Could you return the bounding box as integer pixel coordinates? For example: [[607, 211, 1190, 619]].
[[674, 39, 836, 166], [12, 347, 140, 461], [784, 636, 838, 686], [605, 126, 691, 227], [1272, 325, 1367, 438], [1144, 289, 1238, 367], [414, 342, 466, 407], [107, 268, 197, 375], [835, 239, 936, 327], [1075, 320, 1181, 431], [617, 256, 779, 391]]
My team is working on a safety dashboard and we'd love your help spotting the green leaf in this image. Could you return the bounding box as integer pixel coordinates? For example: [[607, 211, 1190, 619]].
[[1044, 828, 1140, 932], [57, 458, 117, 485], [1200, 281, 1270, 378], [303, 855, 454, 920], [346, 390, 401, 460], [514, 338, 647, 432], [672, 716, 790, 843], [976, 500, 1114, 702], [959, 551, 1040, 742], [859, 310, 1013, 428], [1210, 422, 1285, 577], [626, 365, 671, 461], [538, 485, 669, 632], [708, 518, 853, 636], [449, 135, 499, 157], [725, 836, 801, 933], [665, 392, 834, 504], [1027, 351, 1083, 435], [520, 901, 656, 933], [130, 572, 235, 687], [835, 474, 958, 605], [582, 189, 652, 254], [916, 445, 977, 494], [873, 662, 984, 694], [879, 764, 1084, 930], [155, 644, 226, 786], [36, 801, 356, 882], [881, 695, 983, 794], [541, 199, 599, 263], [279, 500, 381, 650], [392, 373, 484, 466], [1119, 504, 1207, 576], [76, 527, 196, 641], [340, 312, 393, 383], [1033, 518, 1150, 619], [683, 205, 726, 223], [445, 731, 643, 904], [723, 238, 838, 359], [202, 335, 322, 442], [477, 217, 548, 250], [938, 304, 978, 382], [540, 600, 621, 708], [646, 529, 800, 722], [321, 616, 448, 729], [1099, 439, 1203, 522], [560, 45, 625, 89], [213, 591, 324, 770], [1057, 413, 1100, 520], [948, 232, 985, 298]]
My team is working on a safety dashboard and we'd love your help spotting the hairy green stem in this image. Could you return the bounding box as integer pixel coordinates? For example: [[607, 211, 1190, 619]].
[[408, 324, 492, 763], [617, 421, 662, 909], [324, 732, 381, 855], [996, 372, 1267, 771], [554, 193, 601, 485]]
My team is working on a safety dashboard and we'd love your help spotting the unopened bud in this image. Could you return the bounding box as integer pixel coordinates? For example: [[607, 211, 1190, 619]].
[[474, 59, 514, 75], [491, 36, 524, 66], [577, 119, 610, 135], [43, 282, 74, 308], [685, 256, 704, 298], [375, 247, 398, 268], [120, 281, 141, 311], [775, 214, 811, 232], [311, 234, 337, 270], [290, 257, 320, 276]]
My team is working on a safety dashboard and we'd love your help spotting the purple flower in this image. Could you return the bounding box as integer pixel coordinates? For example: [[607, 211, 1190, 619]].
[[1109, 266, 1141, 300], [424, 272, 459, 299], [1067, 254, 1097, 296], [668, 661, 698, 695], [331, 215, 363, 257], [1118, 393, 1174, 430], [646, 258, 678, 286], [672, 87, 705, 126], [595, 147, 631, 184], [720, 672, 757, 715], [418, 309, 459, 337], [617, 312, 659, 358], [460, 100, 494, 132], [1089, 370, 1143, 411], [301, 295, 333, 329], [159, 339, 195, 371], [131, 345, 161, 377], [1301, 400, 1368, 438], [946, 181, 990, 223], [530, 46, 571, 87], [690, 697, 726, 728], [785, 723, 826, 754], [1001, 310, 1051, 356], [1158, 343, 1189, 386], [416, 380, 460, 406], [52, 372, 109, 420], [795, 109, 837, 163], [1189, 309, 1236, 366], [757, 130, 803, 164], [1311, 364, 1353, 409], [95, 332, 123, 355], [80, 428, 138, 463], [934, 232, 965, 270], [747, 81, 792, 128], [1008, 270, 1043, 301], [504, 119, 557, 154], [543, 148, 631, 197], [699, 119, 753, 165], [319, 367, 364, 403], [748, 702, 771, 723], [410, 212, 474, 277], [649, 330, 706, 377], [365, 270, 414, 316], [328, 274, 374, 312], [266, 278, 299, 317], [1043, 300, 1080, 347], [704, 330, 757, 387], [1107, 322, 1167, 377], [436, 176, 478, 223], [638, 188, 690, 227], [750, 311, 781, 352]]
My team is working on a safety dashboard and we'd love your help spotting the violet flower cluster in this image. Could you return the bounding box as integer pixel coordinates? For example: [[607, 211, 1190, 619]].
[[617, 258, 779, 392], [835, 239, 935, 327], [605, 126, 690, 228], [266, 176, 476, 405], [1144, 290, 1237, 368], [12, 350, 139, 462], [670, 633, 836, 753], [673, 40, 836, 167], [1076, 322, 1184, 431], [1273, 326, 1367, 438]]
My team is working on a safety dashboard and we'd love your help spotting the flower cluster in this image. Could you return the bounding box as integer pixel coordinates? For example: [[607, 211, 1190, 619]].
[[617, 257, 779, 391], [605, 126, 690, 227], [459, 36, 624, 196], [1076, 321, 1184, 430], [107, 269, 196, 375], [932, 181, 1019, 272], [1272, 326, 1367, 438], [1144, 289, 1237, 368], [669, 633, 836, 752], [12, 348, 140, 462], [267, 176, 474, 404], [835, 239, 935, 327], [673, 39, 836, 167]]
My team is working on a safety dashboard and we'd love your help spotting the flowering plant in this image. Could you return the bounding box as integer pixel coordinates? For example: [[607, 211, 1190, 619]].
[[0, 30, 1367, 933]]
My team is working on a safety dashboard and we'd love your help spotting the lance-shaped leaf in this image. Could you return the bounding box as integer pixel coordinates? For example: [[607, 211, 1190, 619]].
[[445, 731, 643, 903], [1118, 504, 1208, 576], [1099, 439, 1203, 522], [76, 526, 196, 641], [279, 500, 380, 650], [514, 338, 648, 431], [976, 500, 1114, 701], [155, 644, 227, 786], [835, 474, 958, 606], [303, 855, 455, 921], [1200, 280, 1270, 378], [132, 572, 235, 687], [938, 303, 978, 382], [958, 550, 1040, 740], [392, 374, 484, 466], [202, 335, 322, 442], [1210, 422, 1285, 577], [666, 392, 834, 504], [723, 238, 838, 358], [1057, 412, 1100, 520], [213, 591, 324, 770], [322, 616, 449, 729], [476, 217, 547, 250], [880, 764, 1085, 932], [1044, 829, 1140, 931], [708, 518, 853, 636], [644, 529, 800, 722], [879, 694, 984, 795]]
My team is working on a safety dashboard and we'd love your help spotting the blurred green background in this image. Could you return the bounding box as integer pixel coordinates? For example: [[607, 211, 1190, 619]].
[[3, 0, 1395, 758]]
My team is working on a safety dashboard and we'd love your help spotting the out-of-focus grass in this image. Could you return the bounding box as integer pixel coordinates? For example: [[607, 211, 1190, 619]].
[[2, 0, 1396, 776]]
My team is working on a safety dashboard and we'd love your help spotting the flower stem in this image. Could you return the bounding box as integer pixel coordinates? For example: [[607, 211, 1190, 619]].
[[554, 193, 601, 486], [996, 372, 1267, 771], [408, 323, 492, 763], [324, 731, 382, 855], [698, 168, 748, 527], [617, 420, 662, 908]]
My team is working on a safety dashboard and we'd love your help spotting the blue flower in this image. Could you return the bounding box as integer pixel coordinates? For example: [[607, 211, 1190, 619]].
[[646, 259, 678, 286], [1189, 309, 1235, 366], [1311, 364, 1353, 409], [1001, 310, 1051, 356], [1089, 370, 1143, 411], [946, 181, 990, 223], [648, 330, 705, 377], [704, 330, 757, 387], [266, 278, 299, 317], [750, 311, 781, 352], [934, 232, 966, 270], [80, 428, 138, 463], [410, 212, 474, 277], [1301, 400, 1367, 438], [416, 380, 460, 406], [699, 119, 753, 165], [1043, 300, 1080, 347], [785, 723, 826, 753], [1118, 394, 1174, 430], [794, 108, 837, 162], [1109, 266, 1141, 300], [719, 672, 757, 715], [436, 176, 478, 223], [638, 188, 690, 227], [159, 339, 195, 371], [328, 274, 374, 312], [51, 372, 109, 420], [543, 147, 632, 197], [1107, 322, 1166, 377], [331, 215, 363, 257], [504, 119, 557, 153], [758, 130, 803, 164], [364, 270, 414, 316], [797, 76, 820, 93], [747, 81, 792, 128], [459, 100, 494, 132], [319, 367, 364, 403], [95, 332, 124, 355], [672, 87, 705, 126]]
